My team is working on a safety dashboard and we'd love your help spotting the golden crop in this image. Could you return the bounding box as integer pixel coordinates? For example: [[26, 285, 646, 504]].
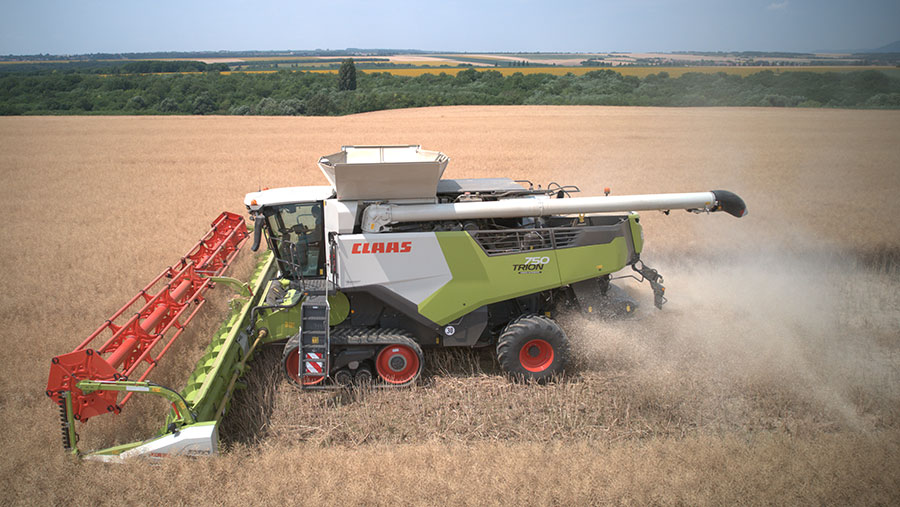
[[1, 107, 898, 503]]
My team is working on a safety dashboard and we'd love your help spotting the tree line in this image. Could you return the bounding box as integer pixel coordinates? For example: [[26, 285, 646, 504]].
[[1, 67, 898, 116], [0, 59, 230, 75], [120, 61, 230, 74]]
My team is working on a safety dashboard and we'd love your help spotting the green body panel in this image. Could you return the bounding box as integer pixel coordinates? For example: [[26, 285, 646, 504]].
[[420, 231, 632, 325], [254, 285, 350, 340], [208, 276, 253, 298], [628, 213, 644, 254], [328, 291, 350, 326], [420, 232, 558, 324], [177, 252, 275, 423], [254, 282, 303, 342], [556, 236, 628, 285]]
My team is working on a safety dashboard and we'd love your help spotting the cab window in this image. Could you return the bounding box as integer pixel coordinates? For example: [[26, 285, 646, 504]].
[[264, 202, 324, 278]]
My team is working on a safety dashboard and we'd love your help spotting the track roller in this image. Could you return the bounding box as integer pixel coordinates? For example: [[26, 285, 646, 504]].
[[354, 366, 373, 385], [333, 369, 353, 386]]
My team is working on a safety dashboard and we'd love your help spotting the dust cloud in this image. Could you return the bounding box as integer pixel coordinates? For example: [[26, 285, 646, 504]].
[[565, 245, 900, 434]]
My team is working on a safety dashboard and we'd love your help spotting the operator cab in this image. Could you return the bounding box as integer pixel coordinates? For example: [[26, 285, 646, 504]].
[[244, 185, 334, 280], [263, 202, 324, 278]]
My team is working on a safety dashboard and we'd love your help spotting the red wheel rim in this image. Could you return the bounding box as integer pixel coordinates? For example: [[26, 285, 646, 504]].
[[375, 345, 420, 384], [284, 348, 324, 386], [519, 339, 554, 372]]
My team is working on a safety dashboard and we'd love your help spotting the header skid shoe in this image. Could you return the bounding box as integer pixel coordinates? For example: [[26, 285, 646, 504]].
[[46, 212, 249, 423]]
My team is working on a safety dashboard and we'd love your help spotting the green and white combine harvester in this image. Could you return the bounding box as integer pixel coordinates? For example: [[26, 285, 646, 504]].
[[46, 145, 747, 460]]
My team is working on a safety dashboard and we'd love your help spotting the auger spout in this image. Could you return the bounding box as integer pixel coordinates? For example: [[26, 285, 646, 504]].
[[711, 190, 748, 218]]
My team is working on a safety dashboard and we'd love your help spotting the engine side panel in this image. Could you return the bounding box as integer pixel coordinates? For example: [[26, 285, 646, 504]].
[[556, 237, 629, 285], [335, 222, 636, 328], [335, 232, 453, 305], [419, 230, 631, 325]]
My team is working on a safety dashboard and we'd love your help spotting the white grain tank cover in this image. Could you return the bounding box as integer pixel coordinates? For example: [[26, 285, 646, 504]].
[[317, 145, 449, 201]]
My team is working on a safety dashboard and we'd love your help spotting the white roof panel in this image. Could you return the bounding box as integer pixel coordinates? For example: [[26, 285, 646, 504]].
[[244, 185, 334, 207]]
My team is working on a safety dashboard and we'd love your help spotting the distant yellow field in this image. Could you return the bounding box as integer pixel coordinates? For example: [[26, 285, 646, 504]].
[[353, 65, 896, 78], [113, 64, 898, 80], [0, 59, 78, 65], [221, 65, 899, 78], [233, 65, 894, 78]]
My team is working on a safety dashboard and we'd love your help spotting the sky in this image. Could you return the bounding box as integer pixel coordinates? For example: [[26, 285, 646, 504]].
[[1, 0, 898, 55]]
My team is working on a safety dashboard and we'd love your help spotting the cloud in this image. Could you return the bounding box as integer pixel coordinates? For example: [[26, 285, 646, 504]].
[[767, 1, 788, 10]]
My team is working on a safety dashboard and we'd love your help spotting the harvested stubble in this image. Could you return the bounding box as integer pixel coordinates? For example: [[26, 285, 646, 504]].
[[1, 106, 899, 505]]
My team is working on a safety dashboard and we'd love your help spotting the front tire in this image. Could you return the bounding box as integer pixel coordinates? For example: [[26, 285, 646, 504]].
[[496, 315, 569, 381]]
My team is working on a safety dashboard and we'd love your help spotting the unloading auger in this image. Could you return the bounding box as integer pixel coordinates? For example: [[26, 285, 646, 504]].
[[47, 145, 746, 460]]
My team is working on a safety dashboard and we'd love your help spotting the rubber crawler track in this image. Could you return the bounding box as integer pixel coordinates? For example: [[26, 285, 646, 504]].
[[283, 327, 424, 388]]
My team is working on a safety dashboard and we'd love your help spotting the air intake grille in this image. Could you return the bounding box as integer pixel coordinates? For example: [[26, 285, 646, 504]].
[[471, 228, 582, 256]]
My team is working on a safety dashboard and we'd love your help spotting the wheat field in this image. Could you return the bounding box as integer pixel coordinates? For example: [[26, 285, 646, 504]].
[[1, 107, 899, 505]]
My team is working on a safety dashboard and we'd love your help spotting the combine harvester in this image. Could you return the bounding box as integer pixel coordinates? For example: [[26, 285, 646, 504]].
[[46, 145, 747, 460]]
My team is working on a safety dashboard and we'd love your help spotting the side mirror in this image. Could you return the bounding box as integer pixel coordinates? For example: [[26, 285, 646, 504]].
[[251, 216, 266, 251]]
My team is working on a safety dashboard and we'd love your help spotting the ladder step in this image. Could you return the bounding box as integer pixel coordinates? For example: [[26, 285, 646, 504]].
[[298, 295, 330, 387]]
